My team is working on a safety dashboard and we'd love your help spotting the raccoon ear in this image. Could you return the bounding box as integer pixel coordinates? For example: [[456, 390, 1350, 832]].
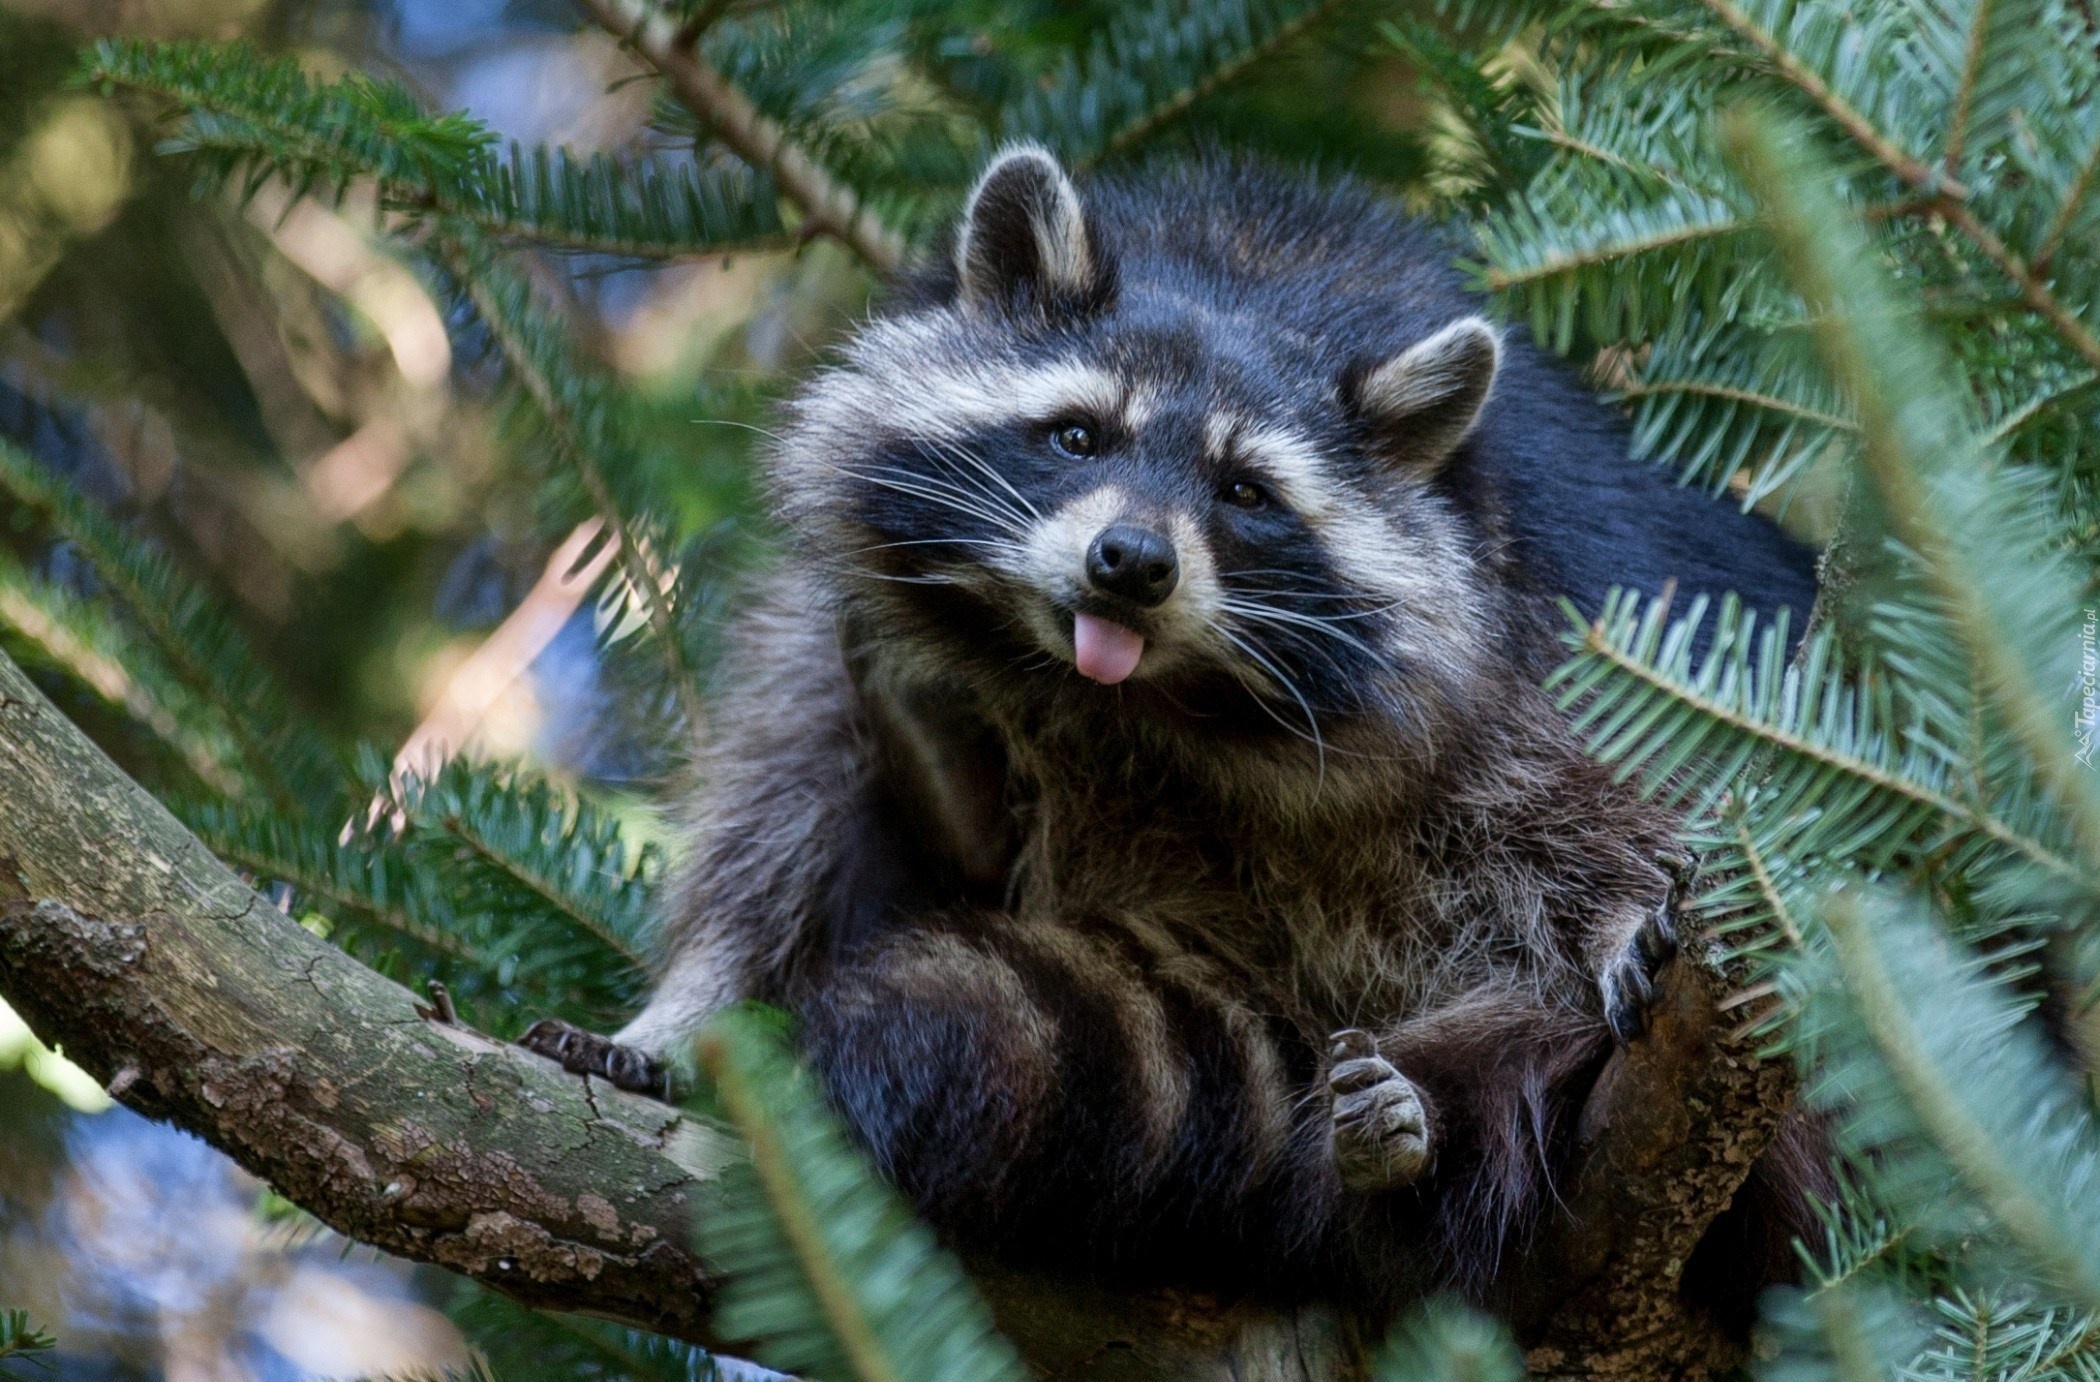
[[956, 144, 1106, 314], [1352, 316, 1502, 471]]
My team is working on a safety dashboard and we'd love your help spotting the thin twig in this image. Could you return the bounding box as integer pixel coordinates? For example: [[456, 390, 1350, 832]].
[[1933, 195, 2100, 374], [2036, 132, 2100, 271], [1614, 377, 1856, 432], [574, 0, 906, 273], [1942, 0, 1993, 174]]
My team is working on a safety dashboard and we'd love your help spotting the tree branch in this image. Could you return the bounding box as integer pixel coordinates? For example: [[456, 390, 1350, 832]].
[[0, 648, 738, 1347], [1515, 953, 1796, 1380], [575, 0, 907, 273]]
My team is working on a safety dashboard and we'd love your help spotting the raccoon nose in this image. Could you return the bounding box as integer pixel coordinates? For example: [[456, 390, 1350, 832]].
[[1086, 525, 1179, 607]]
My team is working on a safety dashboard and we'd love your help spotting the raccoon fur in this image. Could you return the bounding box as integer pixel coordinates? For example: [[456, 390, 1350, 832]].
[[523, 148, 1823, 1312]]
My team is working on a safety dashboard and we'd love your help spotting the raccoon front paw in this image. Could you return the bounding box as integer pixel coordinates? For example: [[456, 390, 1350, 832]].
[[1328, 1029, 1433, 1192], [1599, 857, 1688, 1044], [518, 1019, 670, 1100]]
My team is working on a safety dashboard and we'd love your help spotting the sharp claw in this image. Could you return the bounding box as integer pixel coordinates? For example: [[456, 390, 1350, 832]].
[[1605, 960, 1656, 1045], [516, 1020, 670, 1099], [1330, 1056, 1391, 1094], [1658, 849, 1699, 912], [1329, 1028, 1376, 1063], [1638, 912, 1678, 962]]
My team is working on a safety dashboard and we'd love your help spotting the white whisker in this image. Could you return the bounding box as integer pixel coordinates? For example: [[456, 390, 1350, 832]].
[[835, 465, 1027, 537], [1219, 599, 1388, 661], [851, 537, 1029, 557], [687, 416, 789, 444], [1217, 624, 1328, 793], [921, 435, 1043, 524]]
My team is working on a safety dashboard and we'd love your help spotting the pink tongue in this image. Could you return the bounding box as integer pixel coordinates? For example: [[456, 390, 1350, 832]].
[[1073, 612, 1145, 685]]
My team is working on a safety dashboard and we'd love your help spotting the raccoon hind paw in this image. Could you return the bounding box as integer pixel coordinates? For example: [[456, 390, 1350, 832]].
[[1328, 1029, 1433, 1193], [519, 1018, 671, 1100]]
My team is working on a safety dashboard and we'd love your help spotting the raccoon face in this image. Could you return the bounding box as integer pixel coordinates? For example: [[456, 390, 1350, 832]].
[[783, 146, 1503, 740]]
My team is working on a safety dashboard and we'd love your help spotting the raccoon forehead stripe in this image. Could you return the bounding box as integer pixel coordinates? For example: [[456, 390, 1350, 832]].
[[797, 318, 1153, 442], [799, 358, 1142, 445]]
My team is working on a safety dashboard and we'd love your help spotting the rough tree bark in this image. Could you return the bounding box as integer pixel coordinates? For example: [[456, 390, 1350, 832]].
[[0, 646, 1789, 1380], [0, 648, 740, 1344]]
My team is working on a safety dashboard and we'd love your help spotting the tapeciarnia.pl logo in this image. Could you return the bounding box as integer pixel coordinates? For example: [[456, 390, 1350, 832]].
[[2078, 607, 2097, 768]]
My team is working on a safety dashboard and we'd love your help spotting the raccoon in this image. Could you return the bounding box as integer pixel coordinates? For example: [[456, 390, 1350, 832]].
[[523, 148, 1821, 1309]]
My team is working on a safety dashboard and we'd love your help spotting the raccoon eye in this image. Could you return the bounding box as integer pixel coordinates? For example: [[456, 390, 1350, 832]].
[[1225, 480, 1270, 510], [1049, 423, 1098, 458]]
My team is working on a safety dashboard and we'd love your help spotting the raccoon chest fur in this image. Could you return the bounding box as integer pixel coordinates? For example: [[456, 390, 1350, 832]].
[[1001, 729, 1549, 1027], [531, 144, 1827, 1312]]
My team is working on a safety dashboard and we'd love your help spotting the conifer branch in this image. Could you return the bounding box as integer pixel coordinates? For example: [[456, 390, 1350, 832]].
[[574, 0, 907, 273], [446, 251, 710, 739], [1004, 0, 1357, 171], [1817, 892, 2100, 1311], [1480, 215, 1746, 293], [0, 1311, 55, 1369], [201, 830, 482, 966], [1088, 0, 1351, 167], [695, 1017, 1031, 1382], [1680, 0, 2100, 376], [439, 814, 651, 974], [0, 439, 339, 815], [1534, 127, 1699, 193], [1804, 1214, 1910, 1297], [1727, 110, 2100, 865], [1733, 810, 1805, 951], [2028, 1317, 2100, 1375], [1569, 617, 2082, 888], [84, 40, 785, 260], [1689, 0, 1968, 200], [1985, 369, 2099, 445], [0, 562, 243, 797]]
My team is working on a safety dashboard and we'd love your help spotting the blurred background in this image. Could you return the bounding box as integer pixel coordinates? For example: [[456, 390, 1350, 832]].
[[0, 1, 1473, 1375]]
